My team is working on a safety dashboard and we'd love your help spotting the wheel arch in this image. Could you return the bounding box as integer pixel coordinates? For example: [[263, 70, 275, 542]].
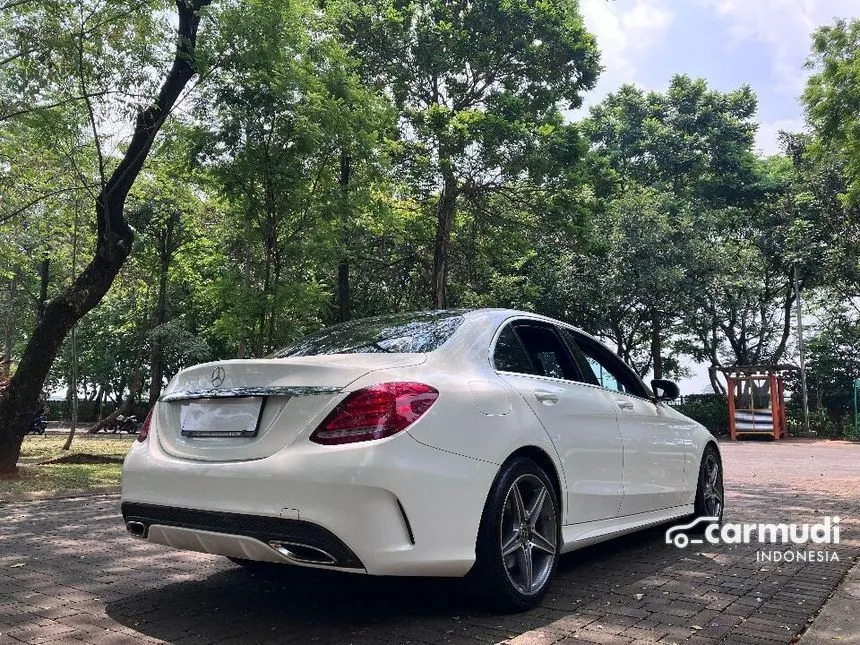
[[470, 443, 565, 602], [488, 445, 565, 523], [704, 439, 721, 461]]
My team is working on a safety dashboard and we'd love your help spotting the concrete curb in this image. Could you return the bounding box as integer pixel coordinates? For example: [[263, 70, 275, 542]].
[[798, 557, 860, 643]]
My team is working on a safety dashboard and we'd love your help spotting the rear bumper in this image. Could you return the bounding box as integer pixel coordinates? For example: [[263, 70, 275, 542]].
[[121, 430, 498, 577], [121, 502, 364, 569]]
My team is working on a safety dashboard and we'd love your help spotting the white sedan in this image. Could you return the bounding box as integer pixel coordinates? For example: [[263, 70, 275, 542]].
[[122, 309, 723, 611]]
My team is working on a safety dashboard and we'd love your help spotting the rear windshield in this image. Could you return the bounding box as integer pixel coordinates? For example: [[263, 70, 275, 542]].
[[271, 311, 465, 357]]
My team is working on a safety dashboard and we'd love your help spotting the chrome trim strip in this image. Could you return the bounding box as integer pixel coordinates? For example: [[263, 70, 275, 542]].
[[160, 385, 341, 402]]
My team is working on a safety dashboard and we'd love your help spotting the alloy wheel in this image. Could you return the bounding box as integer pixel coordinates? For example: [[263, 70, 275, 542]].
[[703, 453, 723, 518], [499, 473, 558, 595]]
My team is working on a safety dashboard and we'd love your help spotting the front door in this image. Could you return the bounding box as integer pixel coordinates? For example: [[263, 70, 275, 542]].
[[562, 330, 687, 516]]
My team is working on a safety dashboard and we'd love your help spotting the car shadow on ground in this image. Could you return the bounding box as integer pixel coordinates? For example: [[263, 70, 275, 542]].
[[103, 524, 679, 644]]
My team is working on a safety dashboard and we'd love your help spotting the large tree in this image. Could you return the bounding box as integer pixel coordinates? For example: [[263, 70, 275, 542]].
[[192, 0, 394, 356], [0, 0, 213, 473], [801, 22, 860, 310], [583, 75, 762, 379], [332, 0, 600, 308], [560, 188, 694, 379], [803, 18, 860, 206]]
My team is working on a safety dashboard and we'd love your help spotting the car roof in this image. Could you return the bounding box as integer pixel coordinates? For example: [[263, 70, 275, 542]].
[[460, 308, 597, 341]]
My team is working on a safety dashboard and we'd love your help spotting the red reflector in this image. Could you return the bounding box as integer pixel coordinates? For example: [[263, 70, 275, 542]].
[[310, 382, 438, 445], [137, 408, 154, 442]]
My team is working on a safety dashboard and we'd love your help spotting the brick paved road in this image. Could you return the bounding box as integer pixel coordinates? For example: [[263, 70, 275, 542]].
[[1, 439, 859, 645]]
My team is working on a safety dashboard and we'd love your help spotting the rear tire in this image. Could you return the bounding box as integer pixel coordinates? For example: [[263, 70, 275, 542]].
[[471, 457, 560, 613]]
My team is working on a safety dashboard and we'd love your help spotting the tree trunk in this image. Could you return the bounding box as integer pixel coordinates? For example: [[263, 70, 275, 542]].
[[650, 311, 663, 380], [37, 256, 49, 321], [2, 273, 16, 378], [707, 365, 726, 396], [62, 325, 79, 451], [93, 385, 104, 421], [337, 260, 350, 323], [0, 0, 211, 474], [770, 282, 797, 364], [148, 255, 169, 405], [337, 149, 351, 323], [432, 165, 458, 309], [266, 255, 281, 352], [62, 201, 82, 451], [256, 248, 272, 357]]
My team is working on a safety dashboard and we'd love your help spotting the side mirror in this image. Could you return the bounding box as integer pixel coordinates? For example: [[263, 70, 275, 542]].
[[651, 379, 680, 402]]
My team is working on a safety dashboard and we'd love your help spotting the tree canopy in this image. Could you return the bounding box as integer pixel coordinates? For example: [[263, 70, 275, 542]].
[[2, 5, 860, 469]]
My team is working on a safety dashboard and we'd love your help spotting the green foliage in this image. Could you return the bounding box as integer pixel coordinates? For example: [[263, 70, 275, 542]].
[[332, 0, 601, 306], [584, 75, 760, 206], [803, 19, 860, 206], [806, 311, 860, 418], [673, 396, 729, 437], [786, 410, 855, 440], [1, 1, 860, 434], [581, 76, 787, 380], [554, 187, 693, 376], [191, 0, 397, 354]]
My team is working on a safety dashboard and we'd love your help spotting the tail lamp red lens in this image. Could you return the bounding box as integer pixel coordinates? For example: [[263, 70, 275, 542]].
[[310, 382, 439, 445], [137, 408, 154, 443]]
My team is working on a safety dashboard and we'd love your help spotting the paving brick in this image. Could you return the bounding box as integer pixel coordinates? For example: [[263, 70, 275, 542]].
[[2, 442, 860, 644]]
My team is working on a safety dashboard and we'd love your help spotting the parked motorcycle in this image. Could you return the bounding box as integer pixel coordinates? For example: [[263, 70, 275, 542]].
[[29, 409, 47, 435], [113, 414, 138, 434]]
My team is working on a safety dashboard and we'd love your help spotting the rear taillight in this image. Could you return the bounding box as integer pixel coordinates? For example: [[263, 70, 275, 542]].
[[137, 408, 154, 442], [310, 382, 439, 445]]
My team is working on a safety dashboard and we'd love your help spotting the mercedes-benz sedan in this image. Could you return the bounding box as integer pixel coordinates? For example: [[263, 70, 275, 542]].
[[121, 309, 723, 611]]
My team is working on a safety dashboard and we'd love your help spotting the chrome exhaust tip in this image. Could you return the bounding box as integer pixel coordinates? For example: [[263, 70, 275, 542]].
[[126, 521, 146, 538], [269, 541, 337, 565]]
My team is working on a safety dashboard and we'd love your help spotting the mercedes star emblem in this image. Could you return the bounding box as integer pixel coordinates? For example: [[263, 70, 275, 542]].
[[211, 365, 226, 388]]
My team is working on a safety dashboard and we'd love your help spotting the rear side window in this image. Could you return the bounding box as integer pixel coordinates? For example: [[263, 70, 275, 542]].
[[272, 311, 464, 357], [494, 323, 578, 381], [493, 326, 535, 374]]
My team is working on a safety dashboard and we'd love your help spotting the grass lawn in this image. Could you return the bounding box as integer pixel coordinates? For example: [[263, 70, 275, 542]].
[[18, 435, 134, 461], [0, 463, 123, 497], [0, 435, 133, 499]]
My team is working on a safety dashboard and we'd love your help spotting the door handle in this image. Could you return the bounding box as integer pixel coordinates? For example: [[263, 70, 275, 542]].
[[615, 400, 634, 410], [535, 391, 559, 405]]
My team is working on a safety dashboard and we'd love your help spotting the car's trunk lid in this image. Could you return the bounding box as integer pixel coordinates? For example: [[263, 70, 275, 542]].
[[155, 354, 426, 462]]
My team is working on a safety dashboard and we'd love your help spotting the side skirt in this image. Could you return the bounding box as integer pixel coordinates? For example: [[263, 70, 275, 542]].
[[560, 504, 694, 553]]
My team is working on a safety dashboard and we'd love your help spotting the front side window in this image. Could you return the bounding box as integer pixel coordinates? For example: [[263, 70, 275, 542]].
[[271, 311, 465, 357], [562, 329, 647, 397], [583, 355, 622, 391]]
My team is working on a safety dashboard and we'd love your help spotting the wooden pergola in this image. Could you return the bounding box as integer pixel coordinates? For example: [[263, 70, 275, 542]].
[[718, 365, 798, 440]]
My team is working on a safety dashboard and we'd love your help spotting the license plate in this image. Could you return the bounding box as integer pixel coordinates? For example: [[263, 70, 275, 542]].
[[179, 397, 263, 438]]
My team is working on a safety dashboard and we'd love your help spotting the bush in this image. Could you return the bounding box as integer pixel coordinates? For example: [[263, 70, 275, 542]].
[[788, 410, 858, 439], [674, 394, 729, 436]]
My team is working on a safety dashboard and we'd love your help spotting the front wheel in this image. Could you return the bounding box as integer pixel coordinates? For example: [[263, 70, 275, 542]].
[[472, 457, 560, 612], [689, 445, 724, 533]]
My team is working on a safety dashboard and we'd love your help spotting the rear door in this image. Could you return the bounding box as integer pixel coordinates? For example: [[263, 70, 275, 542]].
[[493, 320, 624, 523], [561, 329, 687, 515]]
